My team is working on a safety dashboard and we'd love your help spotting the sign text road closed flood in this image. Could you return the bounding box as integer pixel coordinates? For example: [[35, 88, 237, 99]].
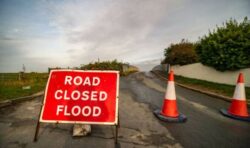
[[40, 70, 119, 125]]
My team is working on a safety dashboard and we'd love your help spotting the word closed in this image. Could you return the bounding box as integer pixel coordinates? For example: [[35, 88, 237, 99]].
[[40, 70, 119, 125]]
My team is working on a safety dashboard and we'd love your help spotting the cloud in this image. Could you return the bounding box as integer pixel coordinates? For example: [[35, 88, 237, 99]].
[[0, 0, 249, 72], [0, 37, 69, 72], [47, 0, 250, 69], [46, 0, 179, 65]]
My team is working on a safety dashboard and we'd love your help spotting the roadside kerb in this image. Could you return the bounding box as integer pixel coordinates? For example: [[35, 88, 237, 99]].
[[151, 70, 250, 106], [0, 91, 44, 108]]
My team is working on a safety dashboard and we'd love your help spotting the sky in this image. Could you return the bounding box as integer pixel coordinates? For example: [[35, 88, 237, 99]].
[[0, 0, 249, 72]]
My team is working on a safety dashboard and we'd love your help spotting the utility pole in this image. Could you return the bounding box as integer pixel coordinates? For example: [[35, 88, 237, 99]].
[[22, 64, 26, 73]]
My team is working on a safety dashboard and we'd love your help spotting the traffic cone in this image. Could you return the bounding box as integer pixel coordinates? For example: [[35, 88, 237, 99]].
[[220, 73, 250, 122], [154, 70, 187, 122]]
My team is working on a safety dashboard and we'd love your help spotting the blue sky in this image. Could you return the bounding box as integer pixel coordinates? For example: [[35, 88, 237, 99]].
[[0, 0, 249, 72]]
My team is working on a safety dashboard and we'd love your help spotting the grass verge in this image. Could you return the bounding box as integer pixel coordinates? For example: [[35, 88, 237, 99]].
[[0, 73, 48, 101], [156, 71, 249, 100]]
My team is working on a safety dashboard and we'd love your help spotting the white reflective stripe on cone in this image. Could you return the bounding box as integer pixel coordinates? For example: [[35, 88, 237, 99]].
[[233, 83, 246, 101], [165, 81, 176, 100]]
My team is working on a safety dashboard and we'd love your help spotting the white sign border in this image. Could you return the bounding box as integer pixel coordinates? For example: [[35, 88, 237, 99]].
[[39, 69, 120, 125]]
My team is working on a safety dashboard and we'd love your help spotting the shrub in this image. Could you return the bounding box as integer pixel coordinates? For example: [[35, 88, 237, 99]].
[[196, 17, 250, 71], [81, 59, 124, 74], [161, 39, 198, 65]]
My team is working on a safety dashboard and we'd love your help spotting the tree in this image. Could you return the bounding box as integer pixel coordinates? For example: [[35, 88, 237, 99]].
[[161, 39, 198, 65], [196, 17, 250, 71]]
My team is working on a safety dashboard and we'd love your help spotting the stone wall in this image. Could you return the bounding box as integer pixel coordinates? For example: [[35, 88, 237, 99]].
[[160, 63, 250, 87]]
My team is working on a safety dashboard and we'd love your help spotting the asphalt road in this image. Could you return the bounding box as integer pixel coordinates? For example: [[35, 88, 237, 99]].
[[125, 72, 250, 148], [0, 72, 250, 148]]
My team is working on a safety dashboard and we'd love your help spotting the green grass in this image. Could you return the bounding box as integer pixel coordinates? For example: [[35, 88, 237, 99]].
[[157, 71, 250, 100], [0, 73, 48, 101]]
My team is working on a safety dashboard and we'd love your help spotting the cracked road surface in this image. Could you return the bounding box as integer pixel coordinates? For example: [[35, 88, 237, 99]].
[[1, 72, 250, 148]]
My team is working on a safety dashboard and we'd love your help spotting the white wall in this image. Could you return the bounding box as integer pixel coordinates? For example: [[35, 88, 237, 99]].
[[162, 63, 250, 87]]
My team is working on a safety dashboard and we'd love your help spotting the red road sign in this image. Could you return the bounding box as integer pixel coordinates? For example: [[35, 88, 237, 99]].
[[40, 70, 119, 125]]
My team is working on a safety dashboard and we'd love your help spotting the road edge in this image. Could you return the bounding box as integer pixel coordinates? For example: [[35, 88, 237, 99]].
[[0, 91, 44, 108], [151, 70, 250, 106]]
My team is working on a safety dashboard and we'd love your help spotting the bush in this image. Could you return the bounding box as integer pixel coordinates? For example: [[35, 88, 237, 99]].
[[161, 39, 198, 65], [196, 17, 250, 71], [81, 59, 124, 74], [81, 60, 123, 71], [81, 60, 140, 76]]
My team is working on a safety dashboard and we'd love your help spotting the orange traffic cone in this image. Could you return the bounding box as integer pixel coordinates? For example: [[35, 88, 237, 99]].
[[220, 73, 250, 122], [154, 70, 187, 122]]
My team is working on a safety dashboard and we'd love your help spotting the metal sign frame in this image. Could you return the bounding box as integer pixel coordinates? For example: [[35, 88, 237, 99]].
[[34, 70, 120, 144]]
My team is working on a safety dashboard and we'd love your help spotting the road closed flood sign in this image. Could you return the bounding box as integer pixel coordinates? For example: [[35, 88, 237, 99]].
[[40, 70, 119, 125]]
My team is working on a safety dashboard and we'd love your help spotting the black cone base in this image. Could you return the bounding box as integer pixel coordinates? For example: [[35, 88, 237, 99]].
[[153, 109, 187, 123], [220, 109, 250, 122]]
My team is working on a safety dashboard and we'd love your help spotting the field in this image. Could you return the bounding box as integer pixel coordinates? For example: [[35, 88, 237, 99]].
[[0, 73, 48, 101]]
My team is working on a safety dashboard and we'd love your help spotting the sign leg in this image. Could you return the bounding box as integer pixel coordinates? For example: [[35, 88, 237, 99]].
[[33, 97, 44, 142], [114, 124, 120, 148], [115, 124, 118, 144], [114, 116, 120, 145], [33, 120, 40, 142]]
